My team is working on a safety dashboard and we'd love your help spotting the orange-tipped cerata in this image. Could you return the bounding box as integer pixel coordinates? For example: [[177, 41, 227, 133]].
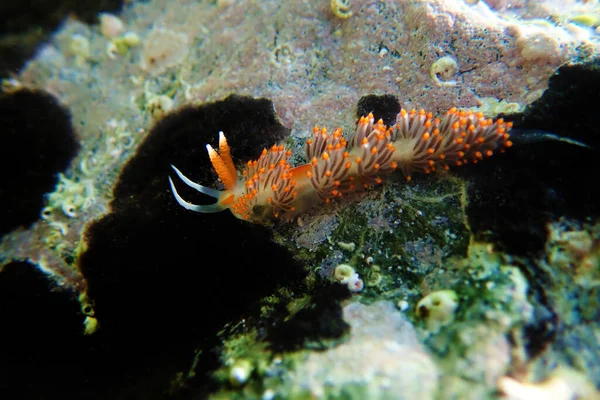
[[206, 132, 238, 191], [218, 131, 237, 184], [170, 108, 513, 221]]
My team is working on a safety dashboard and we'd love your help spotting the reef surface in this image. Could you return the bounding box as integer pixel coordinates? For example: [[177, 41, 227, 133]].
[[1, 1, 599, 399]]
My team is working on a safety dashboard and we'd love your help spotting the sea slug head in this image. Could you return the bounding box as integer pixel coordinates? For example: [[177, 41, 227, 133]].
[[168, 132, 299, 222]]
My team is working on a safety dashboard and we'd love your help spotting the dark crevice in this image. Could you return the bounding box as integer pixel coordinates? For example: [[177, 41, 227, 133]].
[[0, 89, 79, 236]]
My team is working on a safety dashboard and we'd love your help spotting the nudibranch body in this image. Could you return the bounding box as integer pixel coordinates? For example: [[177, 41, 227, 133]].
[[169, 108, 513, 222]]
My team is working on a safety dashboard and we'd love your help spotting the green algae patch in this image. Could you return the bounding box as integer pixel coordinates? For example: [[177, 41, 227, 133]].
[[411, 241, 535, 398], [273, 173, 471, 301], [210, 289, 351, 399]]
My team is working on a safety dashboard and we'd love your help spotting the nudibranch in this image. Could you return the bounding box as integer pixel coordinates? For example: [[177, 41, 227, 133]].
[[169, 108, 513, 222]]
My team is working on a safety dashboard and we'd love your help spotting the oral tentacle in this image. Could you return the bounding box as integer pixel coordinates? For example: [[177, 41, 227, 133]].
[[168, 176, 226, 213], [170, 165, 222, 199]]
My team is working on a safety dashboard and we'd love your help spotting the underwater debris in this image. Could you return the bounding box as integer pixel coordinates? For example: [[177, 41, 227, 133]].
[[140, 28, 189, 75], [416, 289, 459, 333], [106, 31, 141, 59], [145, 94, 174, 120], [69, 34, 91, 67], [170, 108, 513, 222], [330, 0, 353, 19], [99, 13, 124, 38], [337, 241, 356, 251], [430, 56, 459, 87], [333, 264, 364, 293]]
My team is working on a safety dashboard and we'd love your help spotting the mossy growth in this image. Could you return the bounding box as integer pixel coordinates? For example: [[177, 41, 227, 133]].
[[212, 329, 272, 388], [403, 240, 538, 396], [210, 284, 351, 399], [417, 242, 531, 336], [273, 172, 471, 303]]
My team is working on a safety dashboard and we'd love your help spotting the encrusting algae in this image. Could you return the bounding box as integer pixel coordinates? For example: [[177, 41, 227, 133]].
[[169, 108, 513, 222]]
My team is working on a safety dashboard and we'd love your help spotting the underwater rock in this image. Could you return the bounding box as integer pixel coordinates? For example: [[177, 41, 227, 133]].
[[0, 89, 78, 236], [356, 94, 400, 127], [289, 301, 439, 399], [467, 59, 600, 255], [76, 95, 305, 397], [0, 0, 124, 78], [0, 261, 88, 399], [416, 290, 460, 333], [3, 1, 600, 399]]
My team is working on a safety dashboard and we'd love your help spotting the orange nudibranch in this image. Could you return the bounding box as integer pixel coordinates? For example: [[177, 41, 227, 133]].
[[169, 108, 513, 222]]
